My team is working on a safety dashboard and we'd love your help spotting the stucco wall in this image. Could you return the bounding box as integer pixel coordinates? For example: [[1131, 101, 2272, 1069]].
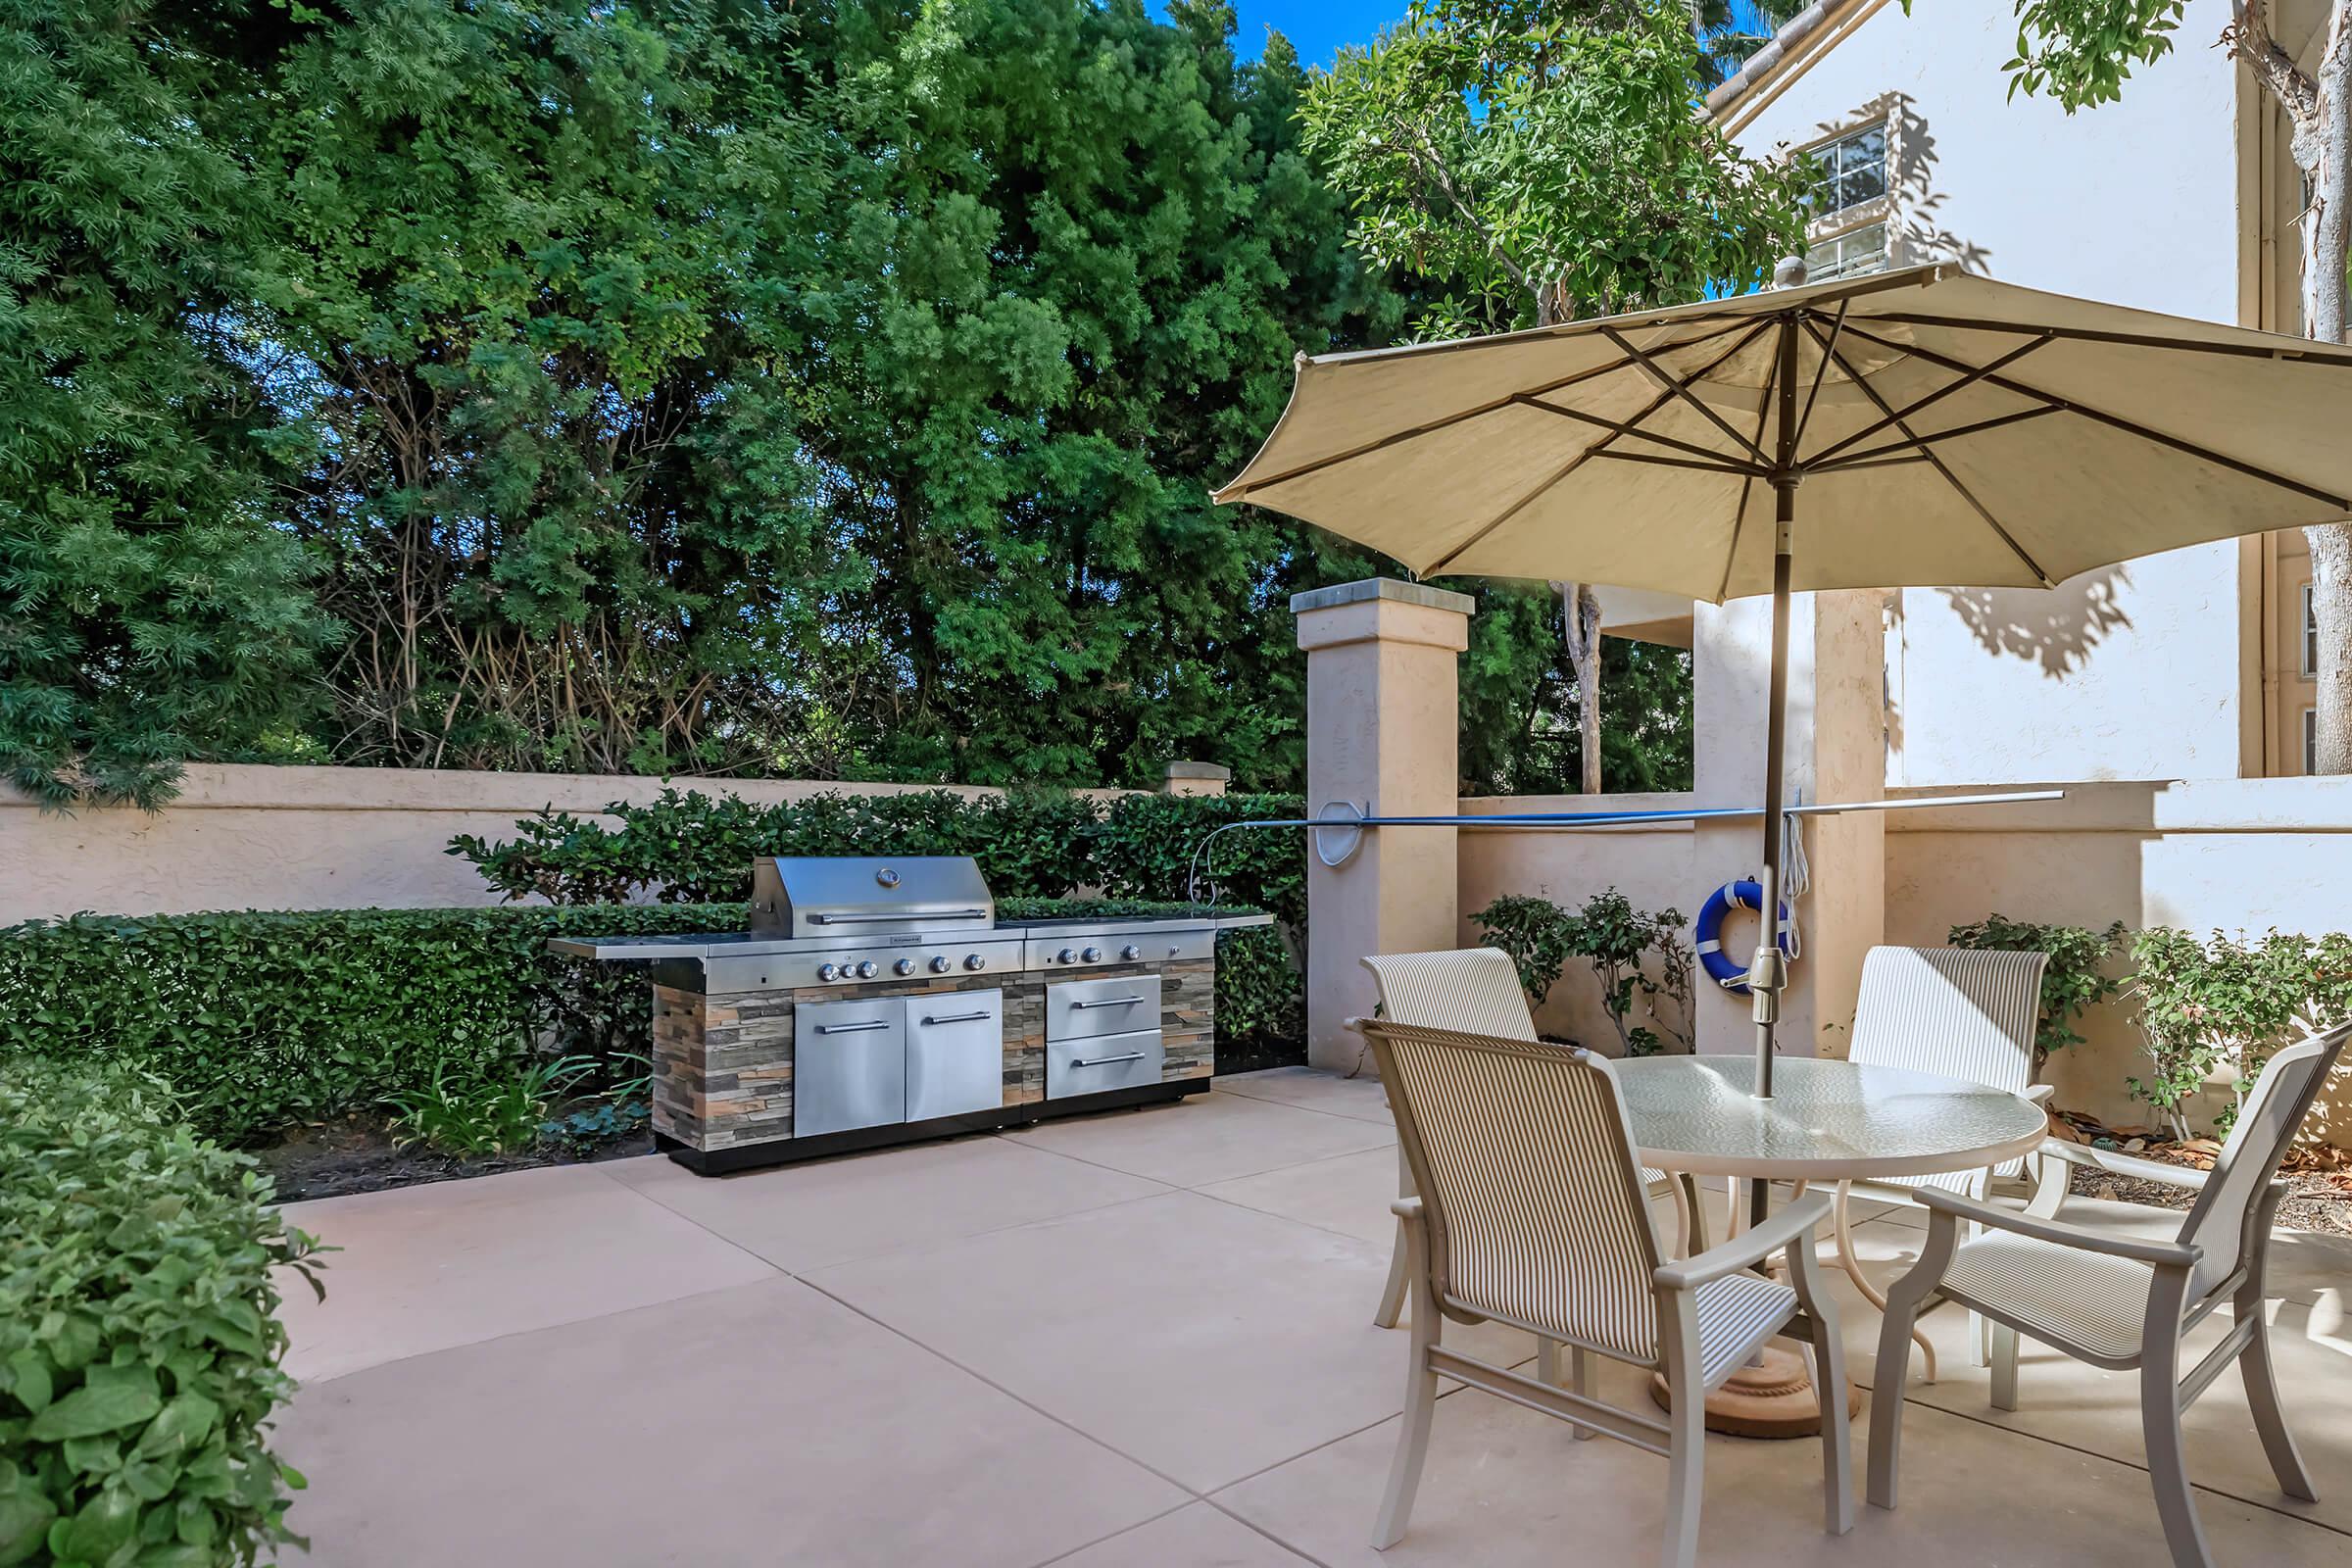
[[0, 765, 1136, 923], [1454, 794, 1697, 1052], [1726, 0, 2257, 786]]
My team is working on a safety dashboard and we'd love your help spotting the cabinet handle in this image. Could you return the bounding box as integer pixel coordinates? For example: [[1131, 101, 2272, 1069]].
[[814, 1019, 891, 1034], [921, 1010, 993, 1026], [1069, 996, 1147, 1009], [1070, 1052, 1148, 1068]]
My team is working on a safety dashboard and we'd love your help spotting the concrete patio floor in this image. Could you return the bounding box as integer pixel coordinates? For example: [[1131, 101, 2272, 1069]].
[[269, 1067, 2352, 1566]]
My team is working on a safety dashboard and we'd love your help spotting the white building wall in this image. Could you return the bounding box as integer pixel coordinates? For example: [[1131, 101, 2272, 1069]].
[[1725, 0, 2255, 785]]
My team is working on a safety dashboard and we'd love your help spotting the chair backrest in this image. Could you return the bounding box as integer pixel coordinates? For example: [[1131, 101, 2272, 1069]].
[[1362, 1018, 1662, 1362], [1361, 949, 1539, 1040], [1847, 946, 2047, 1095], [2179, 1022, 2351, 1300]]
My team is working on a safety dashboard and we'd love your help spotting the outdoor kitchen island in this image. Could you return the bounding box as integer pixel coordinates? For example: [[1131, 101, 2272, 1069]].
[[551, 856, 1273, 1173]]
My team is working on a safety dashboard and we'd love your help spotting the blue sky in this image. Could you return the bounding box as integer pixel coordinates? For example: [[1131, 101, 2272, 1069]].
[[1187, 2, 1787, 70]]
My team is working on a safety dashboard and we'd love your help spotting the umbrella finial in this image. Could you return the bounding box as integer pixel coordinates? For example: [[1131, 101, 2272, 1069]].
[[1772, 255, 1809, 289]]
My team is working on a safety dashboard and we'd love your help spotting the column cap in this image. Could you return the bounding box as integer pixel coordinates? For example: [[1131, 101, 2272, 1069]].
[[1289, 577, 1476, 617], [1162, 760, 1232, 782]]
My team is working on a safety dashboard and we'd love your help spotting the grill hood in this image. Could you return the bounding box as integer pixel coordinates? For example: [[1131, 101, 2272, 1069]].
[[749, 856, 995, 940]]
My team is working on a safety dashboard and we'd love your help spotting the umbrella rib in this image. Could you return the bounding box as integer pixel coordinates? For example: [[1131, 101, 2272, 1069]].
[[1863, 311, 2352, 368], [1835, 320, 2352, 512], [1215, 318, 1755, 502], [1513, 396, 1768, 476], [1806, 320, 2058, 587], [1423, 320, 1775, 576], [1800, 333, 2054, 468], [1810, 405, 2066, 472], [1598, 323, 1773, 465], [1791, 300, 1848, 452], [1590, 450, 1753, 473], [1717, 331, 1784, 604]]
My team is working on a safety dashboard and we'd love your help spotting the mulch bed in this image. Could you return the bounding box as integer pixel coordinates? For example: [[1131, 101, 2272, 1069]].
[[2048, 1112, 2352, 1237], [253, 1114, 654, 1203]]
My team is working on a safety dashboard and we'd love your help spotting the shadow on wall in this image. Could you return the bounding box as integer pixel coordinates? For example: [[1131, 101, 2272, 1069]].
[[1938, 565, 2133, 677], [1885, 92, 1988, 274]]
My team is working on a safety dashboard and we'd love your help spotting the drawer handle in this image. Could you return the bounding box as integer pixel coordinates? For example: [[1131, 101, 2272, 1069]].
[[921, 1010, 994, 1025], [1069, 1052, 1148, 1068], [1069, 996, 1147, 1009], [814, 1019, 891, 1034]]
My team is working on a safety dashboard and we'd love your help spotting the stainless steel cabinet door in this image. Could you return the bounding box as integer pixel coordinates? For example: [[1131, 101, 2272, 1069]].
[[906, 989, 1004, 1123], [1048, 1028, 1164, 1100], [795, 998, 906, 1137]]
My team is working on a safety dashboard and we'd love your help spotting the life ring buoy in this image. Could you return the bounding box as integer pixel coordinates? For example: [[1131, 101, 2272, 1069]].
[[1695, 880, 1795, 995]]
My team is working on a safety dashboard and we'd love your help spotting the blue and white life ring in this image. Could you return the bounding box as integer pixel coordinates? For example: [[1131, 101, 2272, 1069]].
[[1694, 880, 1795, 995]]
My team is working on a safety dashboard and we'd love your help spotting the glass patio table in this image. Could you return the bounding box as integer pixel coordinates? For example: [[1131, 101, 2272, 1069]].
[[1612, 1054, 2049, 1437]]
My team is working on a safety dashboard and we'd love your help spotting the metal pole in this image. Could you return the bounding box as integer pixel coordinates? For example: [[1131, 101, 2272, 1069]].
[[1748, 314, 1800, 1229]]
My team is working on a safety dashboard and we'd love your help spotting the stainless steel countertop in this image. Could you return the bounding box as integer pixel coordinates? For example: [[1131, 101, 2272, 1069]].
[[548, 910, 1274, 963]]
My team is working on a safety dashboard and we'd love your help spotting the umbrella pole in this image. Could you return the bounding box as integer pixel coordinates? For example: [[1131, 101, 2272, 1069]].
[[1746, 318, 1801, 1229]]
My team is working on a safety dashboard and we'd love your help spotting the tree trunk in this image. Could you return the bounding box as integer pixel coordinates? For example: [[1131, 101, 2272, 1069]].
[[2309, 10, 2352, 770], [1557, 580, 1604, 794]]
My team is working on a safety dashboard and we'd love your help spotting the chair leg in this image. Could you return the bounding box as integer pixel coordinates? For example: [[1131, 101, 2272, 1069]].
[[1788, 1232, 1855, 1536], [1373, 1218, 1440, 1550], [1374, 1147, 1412, 1330], [1677, 1173, 1709, 1254], [1571, 1345, 1595, 1442], [1988, 1321, 2021, 1411], [2238, 1294, 2319, 1502], [1867, 1211, 1958, 1512], [1834, 1183, 1937, 1384], [1664, 1174, 1693, 1259], [1657, 1298, 1706, 1568], [2140, 1333, 2217, 1568]]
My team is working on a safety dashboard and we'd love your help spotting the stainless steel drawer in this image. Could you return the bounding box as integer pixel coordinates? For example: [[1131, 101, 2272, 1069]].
[[906, 989, 1004, 1123], [794, 998, 906, 1137], [1046, 974, 1163, 1042], [1048, 1028, 1164, 1100]]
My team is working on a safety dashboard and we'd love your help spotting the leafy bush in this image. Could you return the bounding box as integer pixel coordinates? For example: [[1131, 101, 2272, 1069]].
[[2127, 926, 2352, 1135], [1085, 793, 1309, 935], [0, 1060, 323, 1565], [386, 1056, 595, 1156], [1210, 927, 1304, 1056], [449, 788, 1105, 906], [1946, 914, 2129, 1065], [0, 905, 742, 1142], [1471, 888, 1694, 1054]]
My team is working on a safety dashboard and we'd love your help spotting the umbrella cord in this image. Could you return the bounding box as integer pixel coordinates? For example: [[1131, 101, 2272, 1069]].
[[1776, 794, 1807, 961]]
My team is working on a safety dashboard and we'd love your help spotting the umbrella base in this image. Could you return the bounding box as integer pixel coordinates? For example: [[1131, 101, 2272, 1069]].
[[1648, 1346, 1863, 1439]]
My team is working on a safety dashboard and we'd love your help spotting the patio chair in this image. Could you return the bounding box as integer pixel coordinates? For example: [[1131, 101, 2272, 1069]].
[[1866, 1022, 2351, 1568], [1361, 1017, 1852, 1568], [1833, 945, 2056, 1381], [1361, 949, 1701, 1335]]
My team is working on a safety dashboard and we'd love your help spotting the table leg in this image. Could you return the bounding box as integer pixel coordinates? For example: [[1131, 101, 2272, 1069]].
[[1832, 1182, 1937, 1384]]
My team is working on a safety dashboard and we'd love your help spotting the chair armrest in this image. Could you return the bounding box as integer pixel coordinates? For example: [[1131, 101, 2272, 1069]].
[[1655, 1192, 1835, 1290], [2025, 1084, 2055, 1104], [1392, 1196, 1424, 1222], [2037, 1139, 2209, 1191], [1916, 1185, 2200, 1269]]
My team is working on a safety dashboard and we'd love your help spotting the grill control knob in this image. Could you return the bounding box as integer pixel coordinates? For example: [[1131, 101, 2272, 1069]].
[[963, 953, 987, 971], [930, 955, 953, 973], [1121, 945, 1142, 961], [1082, 946, 1102, 963], [856, 960, 879, 979], [894, 957, 916, 976], [1055, 948, 1077, 964], [817, 962, 840, 982]]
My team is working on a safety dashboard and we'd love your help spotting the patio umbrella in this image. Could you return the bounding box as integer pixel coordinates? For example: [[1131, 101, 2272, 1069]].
[[1215, 260, 2352, 1124]]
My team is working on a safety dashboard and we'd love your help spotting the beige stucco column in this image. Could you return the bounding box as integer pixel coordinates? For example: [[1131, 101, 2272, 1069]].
[[1690, 588, 1887, 1059], [1292, 579, 1475, 1069]]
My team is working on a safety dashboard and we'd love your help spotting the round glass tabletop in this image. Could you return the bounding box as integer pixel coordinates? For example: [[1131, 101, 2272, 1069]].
[[1612, 1055, 2047, 1181]]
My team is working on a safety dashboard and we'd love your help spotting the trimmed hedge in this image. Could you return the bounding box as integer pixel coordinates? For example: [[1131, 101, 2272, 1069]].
[[0, 899, 1290, 1144], [0, 1060, 321, 1566]]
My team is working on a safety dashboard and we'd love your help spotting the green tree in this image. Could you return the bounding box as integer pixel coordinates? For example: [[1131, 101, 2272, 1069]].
[[1302, 0, 1805, 792], [1971, 0, 2352, 774], [0, 0, 331, 807]]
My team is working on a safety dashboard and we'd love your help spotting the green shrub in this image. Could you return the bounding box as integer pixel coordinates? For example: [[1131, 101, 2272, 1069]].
[[448, 787, 1105, 906], [2127, 926, 2352, 1135], [1467, 894, 1578, 1009], [1946, 914, 2129, 1065], [0, 905, 742, 1142], [0, 1060, 323, 1566], [1211, 927, 1304, 1051], [385, 1056, 595, 1156], [1086, 793, 1307, 935]]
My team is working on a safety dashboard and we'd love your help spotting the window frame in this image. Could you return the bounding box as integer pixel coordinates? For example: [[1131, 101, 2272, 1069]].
[[2305, 707, 2319, 774], [1795, 114, 1893, 283], [2302, 580, 2319, 679]]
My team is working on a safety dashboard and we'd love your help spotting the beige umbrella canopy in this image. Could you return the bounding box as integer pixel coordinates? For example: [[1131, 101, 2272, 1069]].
[[1216, 262, 2352, 1136]]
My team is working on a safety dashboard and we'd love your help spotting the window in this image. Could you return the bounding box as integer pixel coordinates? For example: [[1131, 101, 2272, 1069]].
[[2306, 708, 2319, 774], [1800, 120, 1890, 282], [1807, 122, 1888, 216], [2303, 582, 2319, 678]]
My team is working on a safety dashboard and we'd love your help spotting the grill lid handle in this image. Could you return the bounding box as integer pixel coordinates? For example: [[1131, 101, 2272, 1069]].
[[808, 908, 990, 925]]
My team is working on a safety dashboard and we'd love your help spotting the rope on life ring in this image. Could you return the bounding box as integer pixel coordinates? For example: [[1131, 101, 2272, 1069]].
[[1694, 879, 1796, 996]]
